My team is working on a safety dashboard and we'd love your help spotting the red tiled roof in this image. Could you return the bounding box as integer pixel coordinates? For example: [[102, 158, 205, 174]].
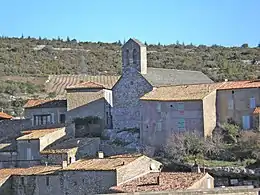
[[23, 99, 67, 108], [110, 172, 208, 193], [0, 112, 12, 119], [253, 107, 260, 114], [217, 80, 260, 90]]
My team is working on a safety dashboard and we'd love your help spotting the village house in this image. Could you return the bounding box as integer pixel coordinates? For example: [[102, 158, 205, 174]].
[[216, 80, 260, 130], [40, 137, 100, 165], [0, 153, 163, 195], [140, 83, 221, 148], [23, 99, 67, 127], [109, 172, 214, 193]]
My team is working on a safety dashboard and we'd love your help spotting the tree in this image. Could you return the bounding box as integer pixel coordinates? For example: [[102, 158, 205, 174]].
[[241, 43, 249, 48], [258, 43, 260, 48], [66, 36, 70, 42], [20, 34, 24, 39]]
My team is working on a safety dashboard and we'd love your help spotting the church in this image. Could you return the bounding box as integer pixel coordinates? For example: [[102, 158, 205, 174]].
[[24, 38, 213, 135]]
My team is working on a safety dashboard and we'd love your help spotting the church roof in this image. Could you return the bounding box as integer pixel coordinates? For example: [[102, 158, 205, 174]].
[[129, 38, 146, 47], [143, 67, 213, 87]]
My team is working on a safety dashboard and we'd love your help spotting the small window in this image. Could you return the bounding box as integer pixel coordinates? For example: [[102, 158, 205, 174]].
[[130, 81, 134, 85], [228, 98, 234, 110], [133, 49, 138, 64], [21, 177, 24, 185], [178, 118, 185, 131], [170, 105, 173, 107], [250, 97, 256, 109], [232, 90, 235, 94], [156, 122, 162, 131], [156, 102, 161, 112], [59, 114, 66, 123], [46, 177, 49, 186]]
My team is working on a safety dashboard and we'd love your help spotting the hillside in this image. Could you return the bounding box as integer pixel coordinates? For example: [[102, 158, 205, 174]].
[[0, 36, 260, 115]]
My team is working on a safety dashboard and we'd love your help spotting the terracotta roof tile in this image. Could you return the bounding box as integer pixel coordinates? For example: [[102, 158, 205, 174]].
[[17, 127, 64, 140], [217, 80, 260, 90], [64, 154, 142, 171], [23, 99, 67, 108], [47, 75, 120, 95], [66, 81, 105, 89], [0, 112, 12, 119], [110, 172, 208, 193], [0, 165, 61, 184], [253, 107, 260, 114], [140, 83, 223, 101], [41, 138, 99, 154]]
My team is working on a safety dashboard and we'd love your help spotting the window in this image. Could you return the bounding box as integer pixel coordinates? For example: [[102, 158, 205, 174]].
[[250, 97, 256, 109], [156, 122, 162, 131], [156, 102, 161, 112], [33, 114, 52, 126], [26, 148, 32, 160], [177, 102, 184, 111], [106, 112, 109, 125], [178, 118, 185, 131], [228, 98, 234, 110], [133, 49, 138, 64], [46, 177, 49, 186], [242, 115, 250, 130], [21, 177, 24, 185], [59, 114, 66, 123], [125, 49, 129, 65]]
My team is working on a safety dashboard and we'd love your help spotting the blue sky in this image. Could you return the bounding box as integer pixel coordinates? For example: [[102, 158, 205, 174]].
[[1, 0, 259, 46]]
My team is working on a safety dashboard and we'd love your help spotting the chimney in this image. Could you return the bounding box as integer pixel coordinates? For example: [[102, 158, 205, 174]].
[[45, 162, 48, 167], [98, 151, 104, 159], [62, 161, 68, 169], [224, 79, 228, 82]]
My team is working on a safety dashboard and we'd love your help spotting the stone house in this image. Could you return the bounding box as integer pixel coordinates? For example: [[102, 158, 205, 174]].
[[40, 137, 100, 165], [0, 154, 162, 195], [140, 83, 221, 149], [109, 172, 214, 193], [65, 81, 114, 137], [216, 80, 260, 130], [16, 127, 66, 167], [23, 99, 67, 127]]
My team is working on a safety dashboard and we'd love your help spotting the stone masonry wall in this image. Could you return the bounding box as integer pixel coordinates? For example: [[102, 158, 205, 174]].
[[0, 119, 31, 141], [112, 68, 153, 130]]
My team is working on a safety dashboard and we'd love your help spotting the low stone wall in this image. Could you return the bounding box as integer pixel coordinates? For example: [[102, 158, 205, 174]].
[[101, 186, 260, 195]]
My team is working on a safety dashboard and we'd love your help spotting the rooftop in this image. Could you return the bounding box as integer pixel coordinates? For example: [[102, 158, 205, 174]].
[[143, 67, 213, 87], [110, 172, 208, 193], [0, 112, 12, 119], [141, 83, 222, 101], [41, 137, 99, 154], [0, 165, 61, 184], [47, 74, 120, 95], [66, 81, 105, 90], [23, 99, 67, 108], [217, 80, 260, 90], [17, 128, 63, 140], [64, 154, 143, 171]]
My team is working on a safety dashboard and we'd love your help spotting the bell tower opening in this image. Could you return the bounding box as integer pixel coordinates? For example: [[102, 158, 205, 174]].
[[121, 38, 147, 75]]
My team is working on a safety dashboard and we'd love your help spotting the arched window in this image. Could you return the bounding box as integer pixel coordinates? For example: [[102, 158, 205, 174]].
[[125, 49, 130, 65], [133, 49, 138, 64]]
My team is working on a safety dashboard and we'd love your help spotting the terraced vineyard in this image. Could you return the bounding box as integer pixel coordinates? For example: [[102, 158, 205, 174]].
[[46, 74, 120, 96]]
